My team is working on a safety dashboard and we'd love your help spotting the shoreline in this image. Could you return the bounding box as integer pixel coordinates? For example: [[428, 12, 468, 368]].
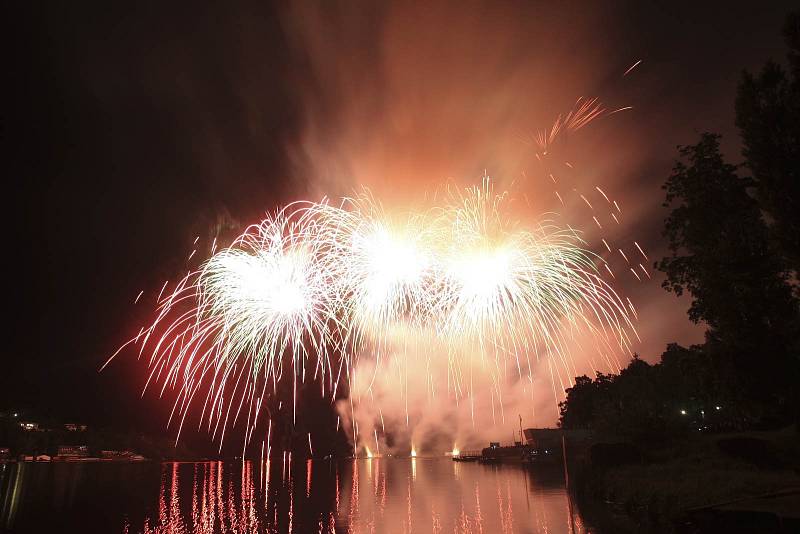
[[568, 427, 800, 532]]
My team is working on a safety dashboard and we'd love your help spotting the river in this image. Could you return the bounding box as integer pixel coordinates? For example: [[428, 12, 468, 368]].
[[1, 458, 594, 533]]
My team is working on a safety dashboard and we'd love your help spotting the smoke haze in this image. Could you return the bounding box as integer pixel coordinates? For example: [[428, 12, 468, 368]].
[[9, 0, 795, 448], [278, 1, 703, 449]]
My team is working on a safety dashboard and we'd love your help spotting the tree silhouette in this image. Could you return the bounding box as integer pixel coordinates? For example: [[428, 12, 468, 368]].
[[657, 133, 797, 410], [560, 13, 800, 438], [736, 11, 800, 273]]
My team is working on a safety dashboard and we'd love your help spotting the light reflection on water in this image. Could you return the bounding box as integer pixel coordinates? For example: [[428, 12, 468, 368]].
[[1, 459, 590, 533]]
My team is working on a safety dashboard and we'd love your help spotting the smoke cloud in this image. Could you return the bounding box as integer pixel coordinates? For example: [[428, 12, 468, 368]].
[[273, 1, 712, 450]]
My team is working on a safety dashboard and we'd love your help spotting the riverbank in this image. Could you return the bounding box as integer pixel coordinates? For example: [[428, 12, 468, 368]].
[[572, 426, 800, 532]]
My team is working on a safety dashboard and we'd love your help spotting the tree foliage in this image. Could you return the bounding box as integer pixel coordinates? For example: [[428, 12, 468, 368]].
[[656, 133, 797, 405], [560, 12, 800, 436], [736, 11, 800, 272], [657, 133, 793, 336], [558, 348, 747, 441]]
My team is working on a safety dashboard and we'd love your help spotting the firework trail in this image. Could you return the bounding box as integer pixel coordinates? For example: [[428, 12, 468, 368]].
[[534, 97, 605, 151]]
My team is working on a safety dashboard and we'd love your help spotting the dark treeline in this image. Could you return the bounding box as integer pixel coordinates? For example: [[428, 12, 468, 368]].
[[560, 11, 800, 438]]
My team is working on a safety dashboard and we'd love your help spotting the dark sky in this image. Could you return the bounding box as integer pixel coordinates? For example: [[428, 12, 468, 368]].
[[7, 1, 796, 434]]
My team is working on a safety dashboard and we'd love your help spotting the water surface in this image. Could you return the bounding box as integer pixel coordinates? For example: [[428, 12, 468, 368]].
[[1, 458, 592, 533]]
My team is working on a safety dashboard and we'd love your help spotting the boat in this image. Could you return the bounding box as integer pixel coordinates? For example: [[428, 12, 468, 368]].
[[452, 450, 481, 462], [455, 427, 568, 464], [480, 442, 530, 463]]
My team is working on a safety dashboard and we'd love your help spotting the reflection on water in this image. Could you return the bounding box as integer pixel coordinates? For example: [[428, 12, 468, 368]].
[[1, 458, 590, 533]]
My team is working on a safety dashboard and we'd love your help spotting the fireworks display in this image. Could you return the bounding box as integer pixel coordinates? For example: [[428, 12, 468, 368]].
[[101, 84, 656, 458], [108, 172, 640, 454]]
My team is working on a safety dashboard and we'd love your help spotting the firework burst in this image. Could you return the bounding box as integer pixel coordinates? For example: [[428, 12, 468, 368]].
[[108, 179, 639, 453]]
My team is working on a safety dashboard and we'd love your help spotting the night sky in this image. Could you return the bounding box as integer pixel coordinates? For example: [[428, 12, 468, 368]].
[[7, 1, 796, 436]]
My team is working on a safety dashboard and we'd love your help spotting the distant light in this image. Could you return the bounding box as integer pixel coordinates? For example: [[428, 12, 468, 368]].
[[715, 406, 721, 410], [680, 410, 687, 415], [13, 413, 18, 417]]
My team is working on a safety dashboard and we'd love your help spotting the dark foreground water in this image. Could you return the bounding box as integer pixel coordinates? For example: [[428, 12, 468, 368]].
[[1, 458, 592, 533]]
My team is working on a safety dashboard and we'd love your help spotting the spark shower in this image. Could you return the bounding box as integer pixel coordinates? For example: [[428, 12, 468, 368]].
[[108, 99, 644, 456]]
